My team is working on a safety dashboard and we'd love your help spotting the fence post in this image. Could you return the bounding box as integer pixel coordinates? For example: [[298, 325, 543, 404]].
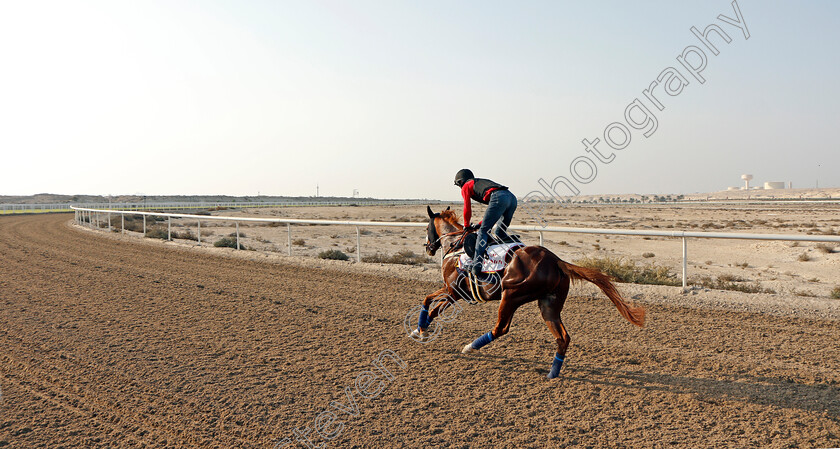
[[682, 236, 688, 291], [108, 212, 112, 231], [121, 213, 125, 233], [287, 223, 292, 256], [539, 231, 544, 246], [197, 220, 201, 244], [236, 222, 240, 250], [356, 226, 361, 263], [168, 216, 172, 241]]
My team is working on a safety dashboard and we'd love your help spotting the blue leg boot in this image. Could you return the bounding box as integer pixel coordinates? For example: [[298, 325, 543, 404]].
[[462, 331, 494, 353], [547, 353, 565, 379], [418, 305, 431, 330]]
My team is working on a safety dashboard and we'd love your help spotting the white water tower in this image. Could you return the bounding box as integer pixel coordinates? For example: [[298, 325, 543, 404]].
[[741, 174, 753, 190]]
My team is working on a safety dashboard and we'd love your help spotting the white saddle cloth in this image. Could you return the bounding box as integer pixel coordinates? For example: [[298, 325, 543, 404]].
[[458, 242, 524, 273]]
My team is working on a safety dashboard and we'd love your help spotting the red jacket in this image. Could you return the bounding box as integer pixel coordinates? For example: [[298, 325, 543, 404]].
[[461, 179, 501, 227]]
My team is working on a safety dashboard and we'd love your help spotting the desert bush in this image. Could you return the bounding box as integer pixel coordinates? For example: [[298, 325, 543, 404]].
[[695, 276, 775, 294], [145, 227, 169, 240], [816, 243, 835, 254], [172, 229, 197, 241], [362, 250, 432, 265], [642, 252, 655, 258], [798, 253, 811, 262], [292, 238, 306, 246], [123, 220, 144, 232], [318, 249, 349, 261], [831, 286, 840, 299], [200, 229, 214, 237], [734, 262, 749, 268], [793, 289, 817, 297], [228, 231, 246, 238], [214, 236, 246, 250], [718, 274, 748, 283], [254, 236, 271, 243], [573, 256, 680, 286]]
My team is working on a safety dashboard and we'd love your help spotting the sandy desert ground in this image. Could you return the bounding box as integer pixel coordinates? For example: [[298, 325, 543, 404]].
[[1, 207, 839, 448]]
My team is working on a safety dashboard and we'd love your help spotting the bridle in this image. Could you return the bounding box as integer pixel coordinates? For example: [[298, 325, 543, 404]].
[[425, 215, 472, 256]]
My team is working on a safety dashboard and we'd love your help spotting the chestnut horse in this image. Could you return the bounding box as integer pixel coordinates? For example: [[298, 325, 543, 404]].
[[414, 206, 645, 379]]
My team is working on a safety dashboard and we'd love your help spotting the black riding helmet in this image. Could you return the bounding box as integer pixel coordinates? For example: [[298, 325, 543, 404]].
[[454, 168, 474, 187]]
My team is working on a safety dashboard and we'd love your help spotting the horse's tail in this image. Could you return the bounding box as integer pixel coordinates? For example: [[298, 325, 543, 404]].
[[557, 260, 645, 327]]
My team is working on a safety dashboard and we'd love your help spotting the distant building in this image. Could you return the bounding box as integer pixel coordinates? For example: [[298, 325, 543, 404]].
[[764, 182, 785, 189]]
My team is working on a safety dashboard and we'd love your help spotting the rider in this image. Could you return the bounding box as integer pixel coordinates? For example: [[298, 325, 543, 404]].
[[454, 169, 518, 278]]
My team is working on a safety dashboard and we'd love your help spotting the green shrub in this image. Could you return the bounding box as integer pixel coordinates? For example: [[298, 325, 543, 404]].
[[318, 249, 349, 261], [831, 286, 840, 299], [573, 256, 680, 287], [214, 236, 246, 250]]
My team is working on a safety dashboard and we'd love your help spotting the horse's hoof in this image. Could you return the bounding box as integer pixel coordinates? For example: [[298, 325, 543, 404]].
[[410, 329, 430, 341], [461, 343, 476, 354]]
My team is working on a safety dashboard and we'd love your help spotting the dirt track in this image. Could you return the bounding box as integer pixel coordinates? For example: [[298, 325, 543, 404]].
[[1, 214, 839, 448]]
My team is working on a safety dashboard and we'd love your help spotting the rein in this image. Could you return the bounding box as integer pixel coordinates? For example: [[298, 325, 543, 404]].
[[441, 230, 472, 258], [425, 226, 465, 254]]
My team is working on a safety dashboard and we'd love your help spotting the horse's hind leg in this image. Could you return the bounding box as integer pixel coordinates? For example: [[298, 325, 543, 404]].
[[540, 278, 571, 379], [461, 288, 529, 354]]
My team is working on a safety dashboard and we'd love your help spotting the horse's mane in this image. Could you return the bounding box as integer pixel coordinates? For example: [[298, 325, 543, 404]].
[[439, 210, 463, 228]]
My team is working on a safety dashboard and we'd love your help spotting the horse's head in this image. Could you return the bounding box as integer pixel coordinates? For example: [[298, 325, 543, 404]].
[[424, 205, 462, 256]]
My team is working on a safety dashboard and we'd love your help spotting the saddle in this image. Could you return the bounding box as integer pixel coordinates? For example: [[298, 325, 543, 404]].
[[457, 233, 524, 274], [462, 233, 523, 258]]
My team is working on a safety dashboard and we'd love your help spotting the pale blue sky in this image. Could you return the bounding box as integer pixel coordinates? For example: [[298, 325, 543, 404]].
[[1, 0, 837, 200]]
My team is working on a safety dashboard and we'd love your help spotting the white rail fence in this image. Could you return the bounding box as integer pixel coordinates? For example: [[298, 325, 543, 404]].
[[71, 206, 840, 290], [3, 200, 441, 215]]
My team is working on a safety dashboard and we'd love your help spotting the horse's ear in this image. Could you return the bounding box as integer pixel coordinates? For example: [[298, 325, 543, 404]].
[[446, 206, 450, 211], [427, 206, 434, 218]]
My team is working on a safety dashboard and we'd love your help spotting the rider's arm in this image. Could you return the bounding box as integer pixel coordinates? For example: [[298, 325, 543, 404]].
[[461, 182, 473, 227]]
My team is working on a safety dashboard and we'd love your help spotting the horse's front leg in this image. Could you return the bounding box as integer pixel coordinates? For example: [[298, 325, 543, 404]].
[[410, 287, 449, 341]]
